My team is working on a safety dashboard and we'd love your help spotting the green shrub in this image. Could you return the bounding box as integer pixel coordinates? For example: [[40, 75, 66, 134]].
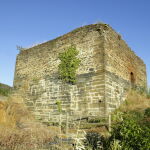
[[137, 86, 146, 94], [0, 88, 10, 96], [109, 139, 122, 150], [58, 46, 81, 84], [88, 118, 101, 123], [144, 108, 150, 117], [146, 88, 150, 99], [56, 100, 62, 113], [109, 113, 150, 150], [84, 131, 105, 150]]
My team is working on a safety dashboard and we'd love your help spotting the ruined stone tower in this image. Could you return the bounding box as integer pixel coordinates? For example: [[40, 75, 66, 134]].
[[14, 24, 147, 122]]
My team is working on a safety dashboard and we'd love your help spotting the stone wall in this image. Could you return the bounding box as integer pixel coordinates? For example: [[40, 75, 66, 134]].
[[25, 71, 106, 122], [103, 25, 147, 113], [14, 24, 108, 122], [13, 24, 147, 122], [14, 24, 105, 89]]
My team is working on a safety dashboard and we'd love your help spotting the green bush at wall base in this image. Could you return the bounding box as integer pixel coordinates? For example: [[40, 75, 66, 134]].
[[0, 88, 11, 96], [108, 112, 150, 150], [146, 88, 150, 99], [84, 131, 105, 150], [144, 107, 150, 117]]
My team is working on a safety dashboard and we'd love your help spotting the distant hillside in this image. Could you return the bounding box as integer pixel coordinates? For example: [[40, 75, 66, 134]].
[[0, 83, 12, 96]]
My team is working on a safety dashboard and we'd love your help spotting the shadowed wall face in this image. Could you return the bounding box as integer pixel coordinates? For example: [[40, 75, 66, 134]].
[[103, 27, 147, 113], [13, 24, 147, 122]]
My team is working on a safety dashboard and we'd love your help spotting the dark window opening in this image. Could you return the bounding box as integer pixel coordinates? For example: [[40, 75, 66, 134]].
[[130, 72, 135, 86]]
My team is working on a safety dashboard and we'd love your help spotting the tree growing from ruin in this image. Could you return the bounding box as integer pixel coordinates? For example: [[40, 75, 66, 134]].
[[58, 46, 81, 84]]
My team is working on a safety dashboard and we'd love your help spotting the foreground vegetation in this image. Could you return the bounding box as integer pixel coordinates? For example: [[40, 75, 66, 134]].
[[83, 90, 150, 150], [0, 83, 12, 96], [0, 95, 58, 150], [0, 89, 149, 150]]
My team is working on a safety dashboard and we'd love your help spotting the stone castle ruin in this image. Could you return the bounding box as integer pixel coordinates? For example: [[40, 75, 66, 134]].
[[13, 24, 147, 122]]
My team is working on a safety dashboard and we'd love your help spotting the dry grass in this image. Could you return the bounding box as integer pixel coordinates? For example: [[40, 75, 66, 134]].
[[0, 94, 58, 150], [0, 124, 56, 150], [119, 90, 150, 112], [110, 89, 150, 127], [0, 95, 32, 127]]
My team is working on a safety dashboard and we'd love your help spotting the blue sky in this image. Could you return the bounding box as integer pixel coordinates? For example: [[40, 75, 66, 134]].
[[0, 0, 150, 86]]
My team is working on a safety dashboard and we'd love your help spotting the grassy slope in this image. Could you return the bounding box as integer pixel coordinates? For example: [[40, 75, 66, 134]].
[[0, 94, 58, 150], [0, 83, 12, 96], [117, 90, 150, 113]]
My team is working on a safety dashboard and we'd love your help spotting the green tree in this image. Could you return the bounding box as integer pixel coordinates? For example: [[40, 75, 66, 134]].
[[58, 46, 81, 84]]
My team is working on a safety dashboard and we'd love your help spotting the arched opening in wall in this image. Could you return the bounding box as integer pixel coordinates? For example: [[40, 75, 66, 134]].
[[130, 72, 135, 87]]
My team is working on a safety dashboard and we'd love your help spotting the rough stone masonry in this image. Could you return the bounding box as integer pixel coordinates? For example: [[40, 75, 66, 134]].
[[13, 24, 147, 123]]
